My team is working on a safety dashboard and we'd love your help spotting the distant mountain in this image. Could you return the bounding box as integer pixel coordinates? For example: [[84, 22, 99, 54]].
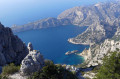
[[11, 18, 71, 32], [11, 1, 120, 44]]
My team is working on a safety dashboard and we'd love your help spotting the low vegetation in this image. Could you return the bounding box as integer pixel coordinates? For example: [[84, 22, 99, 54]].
[[95, 51, 120, 79], [28, 60, 78, 79], [0, 63, 20, 79]]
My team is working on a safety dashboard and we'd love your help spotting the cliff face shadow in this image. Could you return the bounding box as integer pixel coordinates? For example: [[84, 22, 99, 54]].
[[100, 21, 118, 39]]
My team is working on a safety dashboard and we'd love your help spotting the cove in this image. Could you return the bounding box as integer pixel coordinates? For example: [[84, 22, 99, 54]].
[[15, 25, 89, 65]]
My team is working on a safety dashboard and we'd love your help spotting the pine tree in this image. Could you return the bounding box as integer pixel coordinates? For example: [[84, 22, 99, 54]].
[[95, 52, 120, 79]]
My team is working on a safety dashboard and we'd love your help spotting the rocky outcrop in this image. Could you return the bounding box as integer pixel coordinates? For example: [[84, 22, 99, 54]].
[[0, 23, 28, 66], [11, 18, 71, 32], [80, 39, 120, 67], [65, 50, 79, 55], [20, 50, 44, 75], [9, 73, 28, 79], [27, 42, 33, 51], [78, 48, 91, 61]]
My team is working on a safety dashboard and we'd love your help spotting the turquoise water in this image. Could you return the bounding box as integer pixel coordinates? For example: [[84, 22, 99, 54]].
[[15, 25, 89, 65], [0, 0, 111, 27]]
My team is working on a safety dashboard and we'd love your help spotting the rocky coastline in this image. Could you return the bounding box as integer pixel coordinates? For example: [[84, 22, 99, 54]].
[[65, 50, 79, 55], [77, 48, 91, 61], [77, 39, 120, 67], [68, 38, 90, 45]]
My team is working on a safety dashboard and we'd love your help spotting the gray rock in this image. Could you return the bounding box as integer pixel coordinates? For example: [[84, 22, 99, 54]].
[[81, 39, 120, 67], [27, 42, 33, 51], [0, 52, 6, 66], [20, 50, 44, 75], [0, 23, 28, 66], [0, 66, 2, 74]]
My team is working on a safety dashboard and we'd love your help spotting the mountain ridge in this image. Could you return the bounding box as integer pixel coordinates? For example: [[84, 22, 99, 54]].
[[11, 17, 71, 32]]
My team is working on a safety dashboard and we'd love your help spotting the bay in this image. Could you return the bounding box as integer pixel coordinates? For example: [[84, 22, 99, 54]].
[[15, 25, 89, 65]]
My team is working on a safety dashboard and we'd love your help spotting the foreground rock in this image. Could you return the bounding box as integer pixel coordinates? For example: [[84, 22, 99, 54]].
[[20, 50, 44, 75], [9, 73, 28, 79], [27, 42, 33, 51], [0, 23, 28, 66]]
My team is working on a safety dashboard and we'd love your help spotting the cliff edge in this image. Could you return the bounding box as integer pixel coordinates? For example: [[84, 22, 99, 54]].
[[0, 23, 28, 66]]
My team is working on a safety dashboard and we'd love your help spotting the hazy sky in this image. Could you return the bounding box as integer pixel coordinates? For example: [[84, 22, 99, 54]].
[[0, 0, 116, 27]]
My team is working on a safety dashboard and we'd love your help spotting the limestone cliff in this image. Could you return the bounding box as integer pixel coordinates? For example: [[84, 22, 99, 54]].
[[60, 2, 120, 45], [0, 23, 28, 66], [80, 39, 120, 67]]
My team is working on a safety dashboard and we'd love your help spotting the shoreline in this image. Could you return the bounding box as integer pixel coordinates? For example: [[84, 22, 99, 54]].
[[67, 38, 90, 62], [77, 53, 86, 61]]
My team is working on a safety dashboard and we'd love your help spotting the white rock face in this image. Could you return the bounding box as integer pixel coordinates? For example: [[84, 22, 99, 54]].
[[81, 39, 120, 67], [20, 50, 44, 75], [9, 73, 28, 79], [83, 71, 96, 79], [79, 48, 92, 61]]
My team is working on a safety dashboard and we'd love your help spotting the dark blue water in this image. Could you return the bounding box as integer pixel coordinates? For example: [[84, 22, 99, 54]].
[[15, 25, 89, 65], [0, 0, 111, 27]]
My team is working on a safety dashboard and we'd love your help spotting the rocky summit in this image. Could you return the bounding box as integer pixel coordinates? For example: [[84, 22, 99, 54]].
[[27, 42, 33, 51], [20, 50, 44, 75], [0, 23, 28, 66]]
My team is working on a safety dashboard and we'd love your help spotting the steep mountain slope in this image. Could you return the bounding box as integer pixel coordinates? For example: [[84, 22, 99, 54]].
[[0, 23, 28, 66], [59, 2, 120, 44]]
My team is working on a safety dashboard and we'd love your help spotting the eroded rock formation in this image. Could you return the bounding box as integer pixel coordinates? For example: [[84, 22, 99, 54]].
[[20, 50, 44, 75]]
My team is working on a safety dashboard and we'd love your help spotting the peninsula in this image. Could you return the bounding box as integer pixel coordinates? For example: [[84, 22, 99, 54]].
[[65, 50, 79, 55]]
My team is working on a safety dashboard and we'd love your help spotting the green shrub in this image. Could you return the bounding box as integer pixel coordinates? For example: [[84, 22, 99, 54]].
[[1, 63, 20, 76], [44, 59, 54, 66], [0, 75, 8, 79], [95, 52, 120, 79], [29, 63, 78, 79]]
